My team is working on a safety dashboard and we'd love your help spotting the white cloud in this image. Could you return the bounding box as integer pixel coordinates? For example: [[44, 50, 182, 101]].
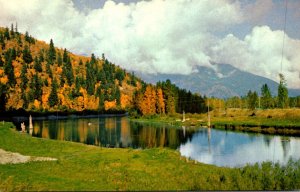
[[212, 26, 300, 88], [0, 0, 299, 88]]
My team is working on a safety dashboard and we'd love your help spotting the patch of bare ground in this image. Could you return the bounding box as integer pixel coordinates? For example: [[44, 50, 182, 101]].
[[0, 149, 57, 164]]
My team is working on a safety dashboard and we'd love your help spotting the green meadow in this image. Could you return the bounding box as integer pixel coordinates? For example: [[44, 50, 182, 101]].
[[0, 121, 299, 191]]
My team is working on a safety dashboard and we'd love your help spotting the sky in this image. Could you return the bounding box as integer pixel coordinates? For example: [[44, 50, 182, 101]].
[[0, 0, 299, 88]]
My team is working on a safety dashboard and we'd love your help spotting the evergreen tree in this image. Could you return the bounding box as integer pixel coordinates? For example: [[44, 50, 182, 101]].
[[57, 51, 62, 66], [47, 39, 56, 64], [49, 78, 59, 107], [10, 23, 14, 37], [0, 83, 7, 111], [39, 50, 44, 62], [64, 56, 74, 86], [0, 32, 5, 49], [4, 27, 10, 40], [247, 90, 258, 110], [115, 86, 121, 106], [46, 60, 53, 78], [63, 48, 68, 63], [4, 55, 16, 86], [16, 34, 22, 46], [21, 92, 28, 109], [20, 63, 28, 91], [33, 56, 42, 72], [60, 74, 65, 87], [261, 84, 272, 109], [115, 69, 125, 85], [85, 59, 96, 95], [5, 48, 17, 61], [278, 73, 289, 108], [75, 76, 81, 93], [0, 56, 3, 67], [25, 31, 30, 43], [98, 89, 105, 111], [15, 23, 18, 34], [31, 74, 43, 101], [22, 45, 33, 64]]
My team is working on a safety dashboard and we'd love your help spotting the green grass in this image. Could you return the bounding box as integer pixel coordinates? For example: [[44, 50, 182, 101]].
[[0, 121, 300, 191]]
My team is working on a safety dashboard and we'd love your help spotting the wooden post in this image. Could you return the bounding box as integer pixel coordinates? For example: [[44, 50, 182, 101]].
[[29, 115, 33, 129], [207, 99, 211, 128]]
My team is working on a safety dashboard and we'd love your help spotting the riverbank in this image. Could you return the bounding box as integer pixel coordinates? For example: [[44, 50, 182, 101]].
[[0, 121, 300, 190], [0, 109, 128, 121], [131, 108, 300, 136]]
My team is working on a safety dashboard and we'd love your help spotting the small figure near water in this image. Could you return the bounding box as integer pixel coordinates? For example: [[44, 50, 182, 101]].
[[21, 122, 26, 133]]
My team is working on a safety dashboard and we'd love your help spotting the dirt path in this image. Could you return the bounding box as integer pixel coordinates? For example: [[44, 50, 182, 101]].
[[0, 149, 57, 164]]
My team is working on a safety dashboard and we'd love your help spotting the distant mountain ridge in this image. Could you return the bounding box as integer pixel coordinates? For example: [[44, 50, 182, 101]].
[[135, 63, 300, 98]]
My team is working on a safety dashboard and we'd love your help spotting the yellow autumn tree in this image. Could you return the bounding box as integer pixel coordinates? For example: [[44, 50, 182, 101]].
[[156, 88, 165, 114]]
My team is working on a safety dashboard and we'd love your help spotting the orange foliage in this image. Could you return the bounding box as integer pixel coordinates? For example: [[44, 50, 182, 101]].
[[0, 76, 8, 84], [33, 99, 41, 109], [137, 85, 157, 115], [56, 67, 63, 75], [0, 27, 141, 112], [156, 88, 165, 114], [120, 93, 132, 109], [105, 100, 117, 110]]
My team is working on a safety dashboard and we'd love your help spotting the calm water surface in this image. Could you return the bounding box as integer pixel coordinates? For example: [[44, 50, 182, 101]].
[[25, 116, 300, 167]]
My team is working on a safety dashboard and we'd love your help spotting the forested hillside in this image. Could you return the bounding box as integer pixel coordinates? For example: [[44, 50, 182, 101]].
[[0, 25, 208, 115], [0, 25, 142, 113]]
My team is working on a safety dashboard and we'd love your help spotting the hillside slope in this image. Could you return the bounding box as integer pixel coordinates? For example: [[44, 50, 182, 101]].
[[0, 26, 142, 112]]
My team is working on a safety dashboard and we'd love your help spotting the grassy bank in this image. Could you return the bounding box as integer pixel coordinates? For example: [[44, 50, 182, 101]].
[[0, 122, 300, 191], [131, 109, 300, 136]]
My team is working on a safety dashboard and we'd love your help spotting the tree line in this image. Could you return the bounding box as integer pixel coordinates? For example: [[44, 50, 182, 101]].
[[133, 79, 207, 116], [220, 74, 300, 110]]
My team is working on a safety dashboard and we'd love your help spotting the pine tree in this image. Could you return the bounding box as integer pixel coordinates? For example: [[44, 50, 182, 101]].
[[0, 83, 7, 111], [98, 89, 105, 111], [57, 51, 62, 66], [4, 27, 10, 40], [25, 31, 30, 43], [63, 48, 68, 63], [10, 23, 14, 37], [15, 23, 18, 34], [47, 39, 56, 64], [31, 74, 43, 101], [115, 86, 121, 106], [261, 84, 272, 109], [0, 32, 5, 49], [33, 56, 42, 72], [20, 63, 28, 91], [115, 69, 125, 85], [85, 60, 96, 95], [46, 60, 53, 78], [65, 56, 74, 86], [49, 78, 59, 107], [4, 55, 16, 86], [278, 73, 289, 108], [22, 45, 33, 64], [39, 50, 44, 62], [247, 90, 258, 110], [0, 55, 3, 67]]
